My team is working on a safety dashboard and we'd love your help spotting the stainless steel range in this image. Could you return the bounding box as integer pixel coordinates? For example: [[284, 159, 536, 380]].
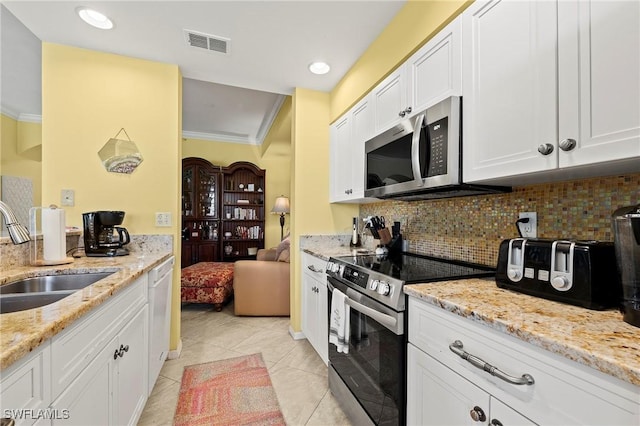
[[325, 252, 494, 425]]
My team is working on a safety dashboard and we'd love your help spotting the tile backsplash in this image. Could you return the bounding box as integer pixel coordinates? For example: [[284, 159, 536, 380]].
[[360, 173, 639, 267]]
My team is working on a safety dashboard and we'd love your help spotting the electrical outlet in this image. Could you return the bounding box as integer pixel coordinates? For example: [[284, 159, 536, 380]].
[[155, 212, 172, 227], [61, 189, 75, 206], [518, 212, 537, 238]]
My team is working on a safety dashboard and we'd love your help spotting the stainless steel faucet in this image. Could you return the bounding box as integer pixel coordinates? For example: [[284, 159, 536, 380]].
[[0, 201, 30, 244]]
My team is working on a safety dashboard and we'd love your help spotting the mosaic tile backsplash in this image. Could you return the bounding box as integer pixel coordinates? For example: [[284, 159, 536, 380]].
[[360, 173, 640, 267]]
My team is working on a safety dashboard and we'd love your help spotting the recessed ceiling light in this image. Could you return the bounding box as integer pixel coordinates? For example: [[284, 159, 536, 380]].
[[309, 62, 330, 75], [77, 7, 114, 30]]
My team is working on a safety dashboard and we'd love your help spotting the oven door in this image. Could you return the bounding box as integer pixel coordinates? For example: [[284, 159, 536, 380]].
[[327, 277, 405, 426]]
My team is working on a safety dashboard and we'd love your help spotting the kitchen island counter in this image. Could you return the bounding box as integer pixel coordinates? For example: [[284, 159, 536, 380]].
[[0, 251, 172, 371], [405, 278, 640, 387]]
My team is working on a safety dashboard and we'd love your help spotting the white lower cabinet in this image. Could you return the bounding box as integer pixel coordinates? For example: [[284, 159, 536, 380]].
[[0, 274, 152, 426], [408, 344, 535, 426], [49, 278, 149, 426], [0, 343, 51, 426], [301, 252, 328, 364], [407, 297, 640, 426]]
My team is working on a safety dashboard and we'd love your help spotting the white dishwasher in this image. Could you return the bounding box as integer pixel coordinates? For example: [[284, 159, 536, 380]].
[[148, 256, 174, 396]]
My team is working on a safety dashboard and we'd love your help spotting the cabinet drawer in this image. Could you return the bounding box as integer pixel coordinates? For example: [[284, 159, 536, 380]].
[[408, 297, 639, 425], [301, 252, 327, 281], [51, 275, 147, 398], [0, 343, 50, 425]]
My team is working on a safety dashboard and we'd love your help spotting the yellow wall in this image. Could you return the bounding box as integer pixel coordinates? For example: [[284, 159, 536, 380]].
[[330, 0, 471, 121], [41, 43, 183, 349], [181, 136, 291, 250], [0, 114, 42, 204], [290, 88, 358, 331]]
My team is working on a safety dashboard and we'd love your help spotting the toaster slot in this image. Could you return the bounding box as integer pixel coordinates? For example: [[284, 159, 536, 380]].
[[506, 238, 526, 282], [550, 241, 575, 291]]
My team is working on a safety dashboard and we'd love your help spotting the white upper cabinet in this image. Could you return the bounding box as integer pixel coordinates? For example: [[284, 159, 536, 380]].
[[373, 17, 462, 136], [463, 0, 640, 184], [372, 66, 409, 134], [408, 17, 462, 113], [330, 95, 374, 203], [462, 0, 559, 182], [557, 0, 640, 168]]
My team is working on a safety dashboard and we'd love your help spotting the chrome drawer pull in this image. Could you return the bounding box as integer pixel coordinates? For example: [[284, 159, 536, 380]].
[[449, 340, 534, 386], [307, 265, 323, 273]]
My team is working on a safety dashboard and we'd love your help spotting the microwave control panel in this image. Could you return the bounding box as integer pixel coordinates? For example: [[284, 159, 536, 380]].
[[426, 117, 448, 177]]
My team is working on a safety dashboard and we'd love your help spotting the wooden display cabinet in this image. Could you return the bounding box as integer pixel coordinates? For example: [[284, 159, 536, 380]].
[[221, 162, 265, 261]]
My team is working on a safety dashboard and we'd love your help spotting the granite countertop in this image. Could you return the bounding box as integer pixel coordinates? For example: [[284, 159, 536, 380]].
[[300, 234, 376, 260], [0, 252, 172, 371], [405, 279, 640, 387]]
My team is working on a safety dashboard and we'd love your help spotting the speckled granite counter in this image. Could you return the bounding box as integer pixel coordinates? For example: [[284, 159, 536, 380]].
[[405, 278, 640, 387], [299, 234, 376, 260], [0, 251, 172, 371]]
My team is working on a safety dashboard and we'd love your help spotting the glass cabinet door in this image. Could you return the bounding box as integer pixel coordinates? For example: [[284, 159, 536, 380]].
[[198, 167, 218, 219], [182, 166, 195, 218]]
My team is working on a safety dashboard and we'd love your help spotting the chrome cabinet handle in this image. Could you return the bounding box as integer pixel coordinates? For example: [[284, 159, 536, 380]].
[[449, 340, 535, 385], [307, 265, 323, 273], [559, 138, 577, 151], [537, 143, 554, 155], [399, 110, 406, 117], [405, 106, 412, 114], [470, 406, 486, 422], [490, 419, 504, 426]]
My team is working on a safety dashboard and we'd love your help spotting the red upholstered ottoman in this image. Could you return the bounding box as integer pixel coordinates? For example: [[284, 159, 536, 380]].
[[181, 262, 234, 311]]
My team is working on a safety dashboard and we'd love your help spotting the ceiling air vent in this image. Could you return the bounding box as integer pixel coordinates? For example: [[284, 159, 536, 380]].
[[184, 30, 230, 55]]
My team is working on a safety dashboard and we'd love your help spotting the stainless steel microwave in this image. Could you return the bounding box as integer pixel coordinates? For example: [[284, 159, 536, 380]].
[[364, 96, 510, 200]]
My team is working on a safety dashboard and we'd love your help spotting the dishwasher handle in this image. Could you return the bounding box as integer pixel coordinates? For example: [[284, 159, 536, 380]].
[[150, 256, 175, 283]]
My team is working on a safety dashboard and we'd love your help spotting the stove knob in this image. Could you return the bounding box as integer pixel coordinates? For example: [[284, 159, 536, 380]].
[[377, 281, 391, 296], [325, 262, 333, 272], [550, 276, 571, 291], [370, 279, 379, 291], [507, 268, 521, 281], [338, 265, 345, 275]]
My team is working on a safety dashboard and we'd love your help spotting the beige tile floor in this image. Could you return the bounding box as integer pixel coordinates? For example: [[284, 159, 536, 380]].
[[138, 301, 352, 425]]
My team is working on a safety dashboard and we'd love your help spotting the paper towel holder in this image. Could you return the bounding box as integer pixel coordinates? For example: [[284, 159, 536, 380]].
[[29, 205, 74, 266]]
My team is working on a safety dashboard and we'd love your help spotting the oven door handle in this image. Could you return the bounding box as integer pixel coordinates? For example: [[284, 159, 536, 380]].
[[345, 297, 398, 330], [327, 281, 398, 330], [411, 112, 425, 187]]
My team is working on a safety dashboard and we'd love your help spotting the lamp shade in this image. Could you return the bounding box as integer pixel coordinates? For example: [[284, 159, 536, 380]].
[[271, 196, 290, 214]]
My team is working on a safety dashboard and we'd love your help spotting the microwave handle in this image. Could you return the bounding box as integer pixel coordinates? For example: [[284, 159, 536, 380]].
[[411, 113, 425, 187]]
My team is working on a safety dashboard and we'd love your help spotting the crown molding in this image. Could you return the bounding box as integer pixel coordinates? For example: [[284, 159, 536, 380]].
[[255, 94, 285, 145], [18, 113, 42, 123], [182, 130, 257, 145]]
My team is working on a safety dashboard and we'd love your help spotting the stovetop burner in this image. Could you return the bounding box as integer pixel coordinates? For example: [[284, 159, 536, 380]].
[[332, 252, 494, 283]]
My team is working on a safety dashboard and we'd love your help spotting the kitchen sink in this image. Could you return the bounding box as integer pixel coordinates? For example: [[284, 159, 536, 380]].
[[0, 272, 114, 314], [0, 292, 74, 314], [0, 272, 113, 295]]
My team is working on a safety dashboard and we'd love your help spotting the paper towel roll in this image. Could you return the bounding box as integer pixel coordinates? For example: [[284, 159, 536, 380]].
[[42, 207, 66, 262]]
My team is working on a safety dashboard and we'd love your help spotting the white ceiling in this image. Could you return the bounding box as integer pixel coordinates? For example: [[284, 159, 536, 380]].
[[1, 1, 406, 145]]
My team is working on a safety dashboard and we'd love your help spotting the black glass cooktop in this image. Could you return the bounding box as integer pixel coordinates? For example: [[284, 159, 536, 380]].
[[332, 252, 495, 283]]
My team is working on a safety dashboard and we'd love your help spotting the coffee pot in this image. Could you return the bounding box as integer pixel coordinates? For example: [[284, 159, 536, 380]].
[[83, 211, 131, 257], [612, 204, 640, 327]]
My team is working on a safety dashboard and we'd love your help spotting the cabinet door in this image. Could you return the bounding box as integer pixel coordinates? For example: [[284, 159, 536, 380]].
[[301, 270, 318, 347], [181, 242, 195, 267], [409, 17, 462, 113], [197, 242, 218, 263], [349, 96, 372, 199], [315, 278, 328, 365], [115, 306, 148, 426], [462, 0, 558, 183], [373, 66, 408, 134], [329, 115, 352, 202], [51, 338, 115, 426], [407, 344, 490, 426], [557, 0, 640, 168], [490, 397, 537, 426]]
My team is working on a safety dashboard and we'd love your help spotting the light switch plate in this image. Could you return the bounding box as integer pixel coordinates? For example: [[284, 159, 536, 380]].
[[61, 189, 75, 206], [155, 212, 172, 227]]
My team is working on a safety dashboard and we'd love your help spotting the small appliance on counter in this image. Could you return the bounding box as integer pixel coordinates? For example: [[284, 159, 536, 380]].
[[612, 204, 640, 327], [82, 211, 131, 257], [496, 238, 621, 310]]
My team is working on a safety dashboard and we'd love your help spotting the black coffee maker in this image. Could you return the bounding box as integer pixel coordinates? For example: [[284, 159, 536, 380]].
[[612, 204, 640, 328], [83, 211, 131, 257]]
